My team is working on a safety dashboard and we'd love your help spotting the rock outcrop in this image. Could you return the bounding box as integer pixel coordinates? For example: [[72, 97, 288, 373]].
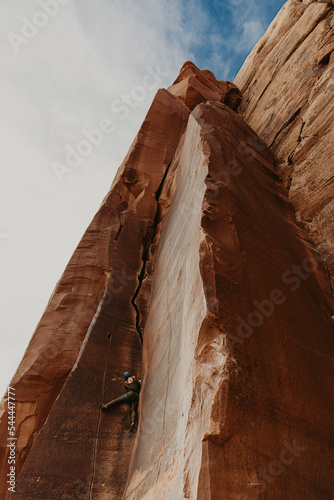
[[235, 0, 334, 289], [0, 4, 334, 498]]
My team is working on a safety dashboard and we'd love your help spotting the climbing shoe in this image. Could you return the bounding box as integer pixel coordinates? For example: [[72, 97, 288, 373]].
[[100, 403, 107, 411], [130, 422, 136, 433]]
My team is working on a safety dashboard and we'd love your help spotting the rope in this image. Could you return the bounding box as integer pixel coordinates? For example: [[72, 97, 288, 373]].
[[75, 412, 106, 499], [75, 326, 114, 500]]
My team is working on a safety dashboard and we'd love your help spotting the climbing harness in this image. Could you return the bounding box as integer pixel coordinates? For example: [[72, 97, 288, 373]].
[[124, 390, 139, 401]]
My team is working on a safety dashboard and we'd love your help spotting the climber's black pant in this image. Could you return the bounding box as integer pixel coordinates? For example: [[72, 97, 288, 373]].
[[105, 390, 138, 422]]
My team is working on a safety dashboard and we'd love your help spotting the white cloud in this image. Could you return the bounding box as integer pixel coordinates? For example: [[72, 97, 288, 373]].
[[240, 18, 266, 49]]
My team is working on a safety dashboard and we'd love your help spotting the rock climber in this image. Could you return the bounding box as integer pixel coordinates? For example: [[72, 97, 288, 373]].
[[101, 371, 141, 433]]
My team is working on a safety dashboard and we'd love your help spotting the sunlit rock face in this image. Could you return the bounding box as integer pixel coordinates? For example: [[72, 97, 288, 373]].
[[1, 10, 334, 498], [235, 0, 334, 289]]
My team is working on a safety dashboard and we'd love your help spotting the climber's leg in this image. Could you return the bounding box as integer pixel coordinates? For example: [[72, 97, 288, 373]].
[[129, 397, 138, 432], [130, 398, 138, 423], [101, 394, 128, 410]]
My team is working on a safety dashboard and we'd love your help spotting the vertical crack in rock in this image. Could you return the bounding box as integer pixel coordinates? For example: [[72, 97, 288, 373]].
[[130, 259, 146, 344], [115, 223, 124, 242], [297, 119, 306, 143], [286, 119, 306, 191], [130, 161, 172, 344], [155, 161, 172, 205], [287, 119, 306, 163], [269, 108, 302, 148]]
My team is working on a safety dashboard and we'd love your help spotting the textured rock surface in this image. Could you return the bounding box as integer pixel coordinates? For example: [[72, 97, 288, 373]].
[[0, 33, 334, 500], [235, 0, 334, 288]]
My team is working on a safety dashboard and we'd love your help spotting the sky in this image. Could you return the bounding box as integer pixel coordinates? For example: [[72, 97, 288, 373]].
[[0, 0, 286, 397]]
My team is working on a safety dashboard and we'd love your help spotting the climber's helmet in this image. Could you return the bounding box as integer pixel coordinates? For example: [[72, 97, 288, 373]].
[[124, 371, 131, 379]]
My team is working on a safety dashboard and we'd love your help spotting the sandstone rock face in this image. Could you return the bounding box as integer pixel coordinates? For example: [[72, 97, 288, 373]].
[[235, 0, 334, 288], [1, 57, 334, 500]]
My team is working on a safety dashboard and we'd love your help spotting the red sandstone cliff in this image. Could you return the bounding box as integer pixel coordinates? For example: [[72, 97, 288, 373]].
[[0, 3, 334, 499], [235, 0, 334, 288]]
